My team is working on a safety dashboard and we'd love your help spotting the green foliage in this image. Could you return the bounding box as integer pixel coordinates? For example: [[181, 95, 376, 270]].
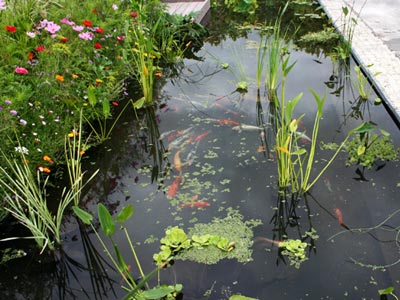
[[224, 0, 258, 14], [229, 295, 258, 300], [351, 64, 381, 100], [379, 287, 399, 300], [176, 209, 261, 264], [153, 227, 235, 266], [322, 123, 399, 169], [344, 132, 398, 169], [279, 239, 308, 269]]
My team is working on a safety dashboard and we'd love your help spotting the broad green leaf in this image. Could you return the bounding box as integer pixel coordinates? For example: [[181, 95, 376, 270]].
[[87, 85, 97, 106], [141, 287, 175, 299], [349, 122, 375, 135], [72, 206, 93, 225], [379, 128, 390, 137], [229, 295, 258, 300], [102, 100, 110, 118], [134, 97, 145, 109], [378, 286, 394, 295], [116, 205, 134, 223], [98, 203, 115, 236]]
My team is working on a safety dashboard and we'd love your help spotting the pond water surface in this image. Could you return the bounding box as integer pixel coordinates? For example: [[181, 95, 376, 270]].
[[1, 16, 400, 300]]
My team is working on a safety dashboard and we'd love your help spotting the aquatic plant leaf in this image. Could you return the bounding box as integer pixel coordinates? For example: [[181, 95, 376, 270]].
[[141, 287, 175, 299], [378, 286, 395, 295], [379, 129, 390, 137], [116, 205, 134, 223], [292, 148, 307, 156], [98, 203, 116, 236], [133, 97, 145, 109], [236, 81, 248, 92], [229, 295, 258, 300], [349, 122, 375, 135], [72, 206, 93, 225]]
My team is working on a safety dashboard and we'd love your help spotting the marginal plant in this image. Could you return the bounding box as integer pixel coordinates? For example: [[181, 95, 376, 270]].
[[264, 2, 294, 102], [351, 64, 381, 101], [0, 121, 97, 252]]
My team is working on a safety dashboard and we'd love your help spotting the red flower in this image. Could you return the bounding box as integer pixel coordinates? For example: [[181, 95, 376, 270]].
[[130, 12, 138, 18], [28, 52, 35, 61], [95, 27, 104, 34], [35, 45, 45, 52], [92, 8, 98, 14], [94, 43, 102, 49], [83, 20, 93, 27], [60, 37, 68, 43], [112, 101, 119, 106], [5, 26, 16, 33]]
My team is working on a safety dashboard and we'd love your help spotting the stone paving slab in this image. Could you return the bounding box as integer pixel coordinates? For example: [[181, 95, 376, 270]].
[[318, 0, 400, 121]]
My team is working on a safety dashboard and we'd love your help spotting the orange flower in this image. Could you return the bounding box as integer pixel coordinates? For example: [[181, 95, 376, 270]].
[[38, 166, 51, 173], [43, 155, 54, 164], [155, 72, 162, 78], [56, 74, 64, 82]]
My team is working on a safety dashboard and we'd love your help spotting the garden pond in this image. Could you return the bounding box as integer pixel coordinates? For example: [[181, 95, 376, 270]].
[[1, 3, 400, 300]]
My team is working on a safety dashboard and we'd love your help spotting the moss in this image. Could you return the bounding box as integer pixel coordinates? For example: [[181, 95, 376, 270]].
[[176, 209, 262, 264]]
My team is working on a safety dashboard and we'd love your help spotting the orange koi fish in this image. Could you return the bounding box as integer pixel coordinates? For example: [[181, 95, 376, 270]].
[[218, 119, 240, 126], [179, 201, 210, 208], [168, 175, 181, 198], [173, 150, 182, 172], [334, 208, 350, 230], [193, 131, 210, 143], [254, 237, 283, 247]]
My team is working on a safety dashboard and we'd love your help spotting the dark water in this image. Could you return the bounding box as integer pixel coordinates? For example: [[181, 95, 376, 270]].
[[1, 30, 400, 300]]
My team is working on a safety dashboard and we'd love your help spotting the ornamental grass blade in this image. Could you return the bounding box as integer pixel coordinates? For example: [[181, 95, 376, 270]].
[[98, 203, 115, 236]]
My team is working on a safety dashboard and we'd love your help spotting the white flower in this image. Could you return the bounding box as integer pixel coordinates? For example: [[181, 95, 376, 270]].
[[15, 146, 29, 155]]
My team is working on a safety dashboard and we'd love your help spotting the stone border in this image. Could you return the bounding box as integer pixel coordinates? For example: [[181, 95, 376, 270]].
[[318, 0, 400, 122]]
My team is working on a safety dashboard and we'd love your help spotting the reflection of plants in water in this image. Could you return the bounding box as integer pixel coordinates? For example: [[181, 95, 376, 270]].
[[138, 106, 170, 184], [328, 207, 400, 271], [267, 192, 319, 269], [224, 0, 258, 14]]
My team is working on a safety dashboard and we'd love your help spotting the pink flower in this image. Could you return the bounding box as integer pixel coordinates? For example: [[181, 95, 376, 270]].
[[26, 31, 36, 38], [78, 31, 94, 40], [117, 36, 125, 41], [72, 25, 84, 32], [60, 18, 75, 26], [45, 21, 61, 34], [0, 0, 6, 10], [15, 67, 28, 74]]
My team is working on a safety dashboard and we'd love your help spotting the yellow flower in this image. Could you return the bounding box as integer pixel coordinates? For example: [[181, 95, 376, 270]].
[[56, 74, 64, 82], [95, 78, 103, 83], [72, 74, 79, 79]]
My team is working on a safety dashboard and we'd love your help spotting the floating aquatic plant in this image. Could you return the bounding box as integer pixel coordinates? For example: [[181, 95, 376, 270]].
[[177, 209, 261, 264]]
